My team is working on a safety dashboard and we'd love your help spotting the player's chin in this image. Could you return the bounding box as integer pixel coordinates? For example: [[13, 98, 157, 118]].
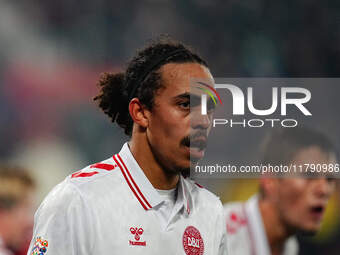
[[171, 156, 190, 173], [180, 158, 198, 177], [174, 152, 200, 177], [190, 156, 200, 167]]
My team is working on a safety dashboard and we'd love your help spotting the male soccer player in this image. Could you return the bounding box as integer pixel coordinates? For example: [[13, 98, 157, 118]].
[[28, 38, 227, 255], [224, 127, 337, 255], [0, 166, 35, 255]]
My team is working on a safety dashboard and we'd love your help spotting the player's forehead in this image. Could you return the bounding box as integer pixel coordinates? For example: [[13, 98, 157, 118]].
[[158, 62, 213, 97]]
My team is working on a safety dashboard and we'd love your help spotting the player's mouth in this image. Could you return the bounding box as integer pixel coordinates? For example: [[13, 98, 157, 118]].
[[309, 204, 325, 221], [181, 133, 208, 160], [189, 138, 207, 159]]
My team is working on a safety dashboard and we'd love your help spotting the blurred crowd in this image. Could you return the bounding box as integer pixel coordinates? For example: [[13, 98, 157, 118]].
[[1, 1, 340, 254]]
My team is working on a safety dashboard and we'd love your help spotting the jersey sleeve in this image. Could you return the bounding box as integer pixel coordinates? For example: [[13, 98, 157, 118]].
[[27, 181, 95, 255]]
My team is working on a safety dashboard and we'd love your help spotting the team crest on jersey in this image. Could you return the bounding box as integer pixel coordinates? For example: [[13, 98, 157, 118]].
[[30, 236, 48, 255], [129, 227, 146, 246], [182, 226, 204, 255]]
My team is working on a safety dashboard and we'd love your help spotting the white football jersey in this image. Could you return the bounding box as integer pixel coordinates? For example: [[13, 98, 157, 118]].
[[223, 195, 298, 255], [28, 143, 227, 255]]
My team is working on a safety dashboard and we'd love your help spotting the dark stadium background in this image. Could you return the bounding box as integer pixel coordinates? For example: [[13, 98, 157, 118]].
[[0, 1, 339, 254]]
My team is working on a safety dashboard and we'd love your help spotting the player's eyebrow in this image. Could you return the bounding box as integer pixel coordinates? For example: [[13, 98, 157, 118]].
[[174, 92, 190, 100], [172, 92, 202, 103], [172, 92, 217, 106]]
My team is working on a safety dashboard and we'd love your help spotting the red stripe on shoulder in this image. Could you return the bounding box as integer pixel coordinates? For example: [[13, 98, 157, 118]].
[[90, 163, 116, 171], [71, 171, 99, 178]]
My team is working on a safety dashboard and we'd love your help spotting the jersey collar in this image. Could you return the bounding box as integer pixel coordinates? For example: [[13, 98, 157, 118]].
[[113, 142, 192, 214]]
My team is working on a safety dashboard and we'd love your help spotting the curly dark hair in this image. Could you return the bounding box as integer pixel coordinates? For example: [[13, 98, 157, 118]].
[[93, 36, 208, 136]]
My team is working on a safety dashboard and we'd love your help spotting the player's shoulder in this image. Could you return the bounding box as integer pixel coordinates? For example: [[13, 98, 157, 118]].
[[35, 177, 83, 219], [223, 200, 245, 215], [67, 157, 122, 186], [39, 157, 122, 209], [223, 200, 248, 235]]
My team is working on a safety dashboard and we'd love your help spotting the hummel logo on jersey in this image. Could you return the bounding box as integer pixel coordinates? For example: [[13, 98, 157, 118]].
[[129, 227, 146, 246]]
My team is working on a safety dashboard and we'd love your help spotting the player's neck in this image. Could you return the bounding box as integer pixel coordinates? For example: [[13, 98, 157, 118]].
[[128, 136, 179, 190], [259, 199, 291, 255]]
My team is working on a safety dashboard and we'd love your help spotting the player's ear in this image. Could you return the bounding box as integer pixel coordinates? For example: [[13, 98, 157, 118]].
[[129, 98, 149, 128], [260, 178, 278, 200]]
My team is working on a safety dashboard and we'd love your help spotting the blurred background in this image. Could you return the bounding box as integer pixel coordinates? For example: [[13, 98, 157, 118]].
[[0, 1, 339, 254]]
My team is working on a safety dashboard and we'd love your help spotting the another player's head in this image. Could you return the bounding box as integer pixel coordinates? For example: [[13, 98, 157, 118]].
[[0, 165, 36, 251], [259, 127, 337, 234], [94, 36, 214, 176]]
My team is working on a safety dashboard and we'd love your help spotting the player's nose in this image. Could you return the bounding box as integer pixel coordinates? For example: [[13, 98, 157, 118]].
[[191, 112, 211, 130]]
